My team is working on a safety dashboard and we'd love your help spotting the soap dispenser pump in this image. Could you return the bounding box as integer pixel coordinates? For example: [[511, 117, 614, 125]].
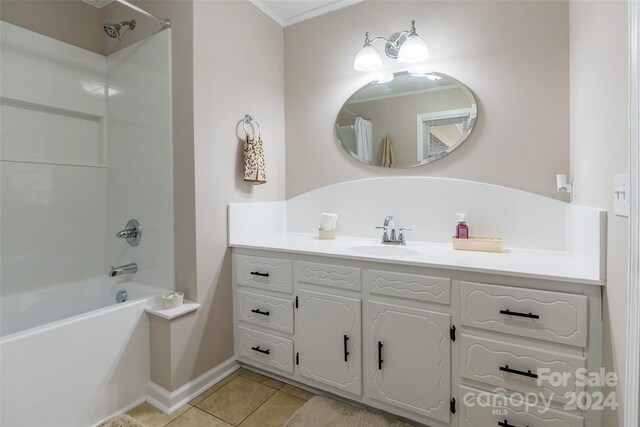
[[456, 213, 469, 239]]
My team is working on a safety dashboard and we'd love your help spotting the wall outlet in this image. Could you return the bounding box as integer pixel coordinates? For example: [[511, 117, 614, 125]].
[[614, 174, 630, 217]]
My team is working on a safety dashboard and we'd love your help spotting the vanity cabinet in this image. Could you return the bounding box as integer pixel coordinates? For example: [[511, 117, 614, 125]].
[[232, 249, 602, 427], [367, 301, 451, 423], [295, 289, 362, 395]]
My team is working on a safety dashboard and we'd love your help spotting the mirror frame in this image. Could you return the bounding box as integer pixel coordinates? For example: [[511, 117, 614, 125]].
[[335, 71, 478, 168]]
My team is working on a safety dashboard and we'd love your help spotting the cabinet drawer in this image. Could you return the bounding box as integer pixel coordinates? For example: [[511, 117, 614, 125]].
[[460, 334, 585, 403], [237, 290, 293, 334], [460, 386, 584, 427], [236, 255, 293, 294], [460, 282, 588, 347], [295, 261, 361, 291], [237, 326, 294, 373], [365, 269, 450, 305]]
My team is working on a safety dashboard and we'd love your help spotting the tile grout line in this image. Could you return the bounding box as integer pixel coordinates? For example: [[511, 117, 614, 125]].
[[194, 374, 277, 426], [235, 387, 280, 427], [159, 371, 308, 427], [167, 405, 235, 427], [189, 373, 239, 406], [162, 407, 188, 427], [231, 374, 281, 426], [194, 376, 244, 423], [235, 381, 309, 426]]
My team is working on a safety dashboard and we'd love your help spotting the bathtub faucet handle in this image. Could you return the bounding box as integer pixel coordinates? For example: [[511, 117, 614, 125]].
[[116, 219, 142, 247], [116, 229, 136, 238]]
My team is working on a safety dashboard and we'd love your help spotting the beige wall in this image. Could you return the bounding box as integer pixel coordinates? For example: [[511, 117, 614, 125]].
[[570, 1, 629, 424], [161, 0, 286, 389], [0, 0, 103, 54], [284, 0, 570, 199]]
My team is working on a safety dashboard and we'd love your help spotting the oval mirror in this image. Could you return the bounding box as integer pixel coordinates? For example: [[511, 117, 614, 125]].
[[336, 71, 477, 168]]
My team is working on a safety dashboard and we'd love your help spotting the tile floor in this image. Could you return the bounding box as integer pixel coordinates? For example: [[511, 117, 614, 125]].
[[128, 368, 314, 427]]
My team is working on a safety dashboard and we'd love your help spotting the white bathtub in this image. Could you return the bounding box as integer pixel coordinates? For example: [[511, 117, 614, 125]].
[[0, 277, 164, 427]]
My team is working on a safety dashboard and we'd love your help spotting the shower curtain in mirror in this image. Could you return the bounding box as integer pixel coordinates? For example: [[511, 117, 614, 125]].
[[354, 117, 372, 163]]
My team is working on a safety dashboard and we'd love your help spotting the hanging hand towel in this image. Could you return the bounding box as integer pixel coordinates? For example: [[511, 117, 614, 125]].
[[381, 134, 396, 167], [243, 135, 267, 184]]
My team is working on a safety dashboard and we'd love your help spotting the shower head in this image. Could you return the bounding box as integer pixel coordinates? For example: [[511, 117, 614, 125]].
[[103, 19, 136, 39]]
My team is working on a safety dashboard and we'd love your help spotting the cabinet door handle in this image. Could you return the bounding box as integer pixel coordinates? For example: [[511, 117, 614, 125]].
[[499, 364, 538, 379], [250, 271, 269, 277], [499, 309, 539, 319], [343, 335, 350, 362], [251, 308, 270, 316], [378, 341, 384, 370], [498, 419, 528, 427], [251, 346, 270, 355]]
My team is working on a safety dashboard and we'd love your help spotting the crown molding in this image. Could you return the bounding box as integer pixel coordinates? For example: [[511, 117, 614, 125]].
[[249, 0, 284, 27], [81, 0, 114, 9], [250, 0, 364, 28]]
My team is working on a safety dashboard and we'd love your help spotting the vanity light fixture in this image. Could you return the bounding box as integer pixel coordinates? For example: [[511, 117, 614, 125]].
[[353, 20, 430, 72]]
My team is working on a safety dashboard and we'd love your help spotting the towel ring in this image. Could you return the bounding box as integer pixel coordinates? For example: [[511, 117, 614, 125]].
[[243, 114, 261, 139]]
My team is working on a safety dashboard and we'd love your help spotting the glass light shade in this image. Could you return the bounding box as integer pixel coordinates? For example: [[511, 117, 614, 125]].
[[397, 34, 429, 64], [353, 44, 383, 71]]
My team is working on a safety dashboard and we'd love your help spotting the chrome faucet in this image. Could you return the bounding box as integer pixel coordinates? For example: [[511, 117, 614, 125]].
[[116, 219, 142, 247], [109, 263, 137, 277], [375, 215, 412, 245]]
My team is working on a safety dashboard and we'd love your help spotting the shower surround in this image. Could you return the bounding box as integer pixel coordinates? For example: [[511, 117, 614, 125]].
[[0, 21, 173, 426]]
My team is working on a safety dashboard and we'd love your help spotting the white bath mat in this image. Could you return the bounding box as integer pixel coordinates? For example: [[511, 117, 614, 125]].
[[283, 395, 415, 426], [97, 414, 146, 427]]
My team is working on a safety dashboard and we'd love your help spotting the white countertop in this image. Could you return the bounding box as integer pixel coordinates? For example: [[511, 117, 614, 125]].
[[229, 233, 604, 286]]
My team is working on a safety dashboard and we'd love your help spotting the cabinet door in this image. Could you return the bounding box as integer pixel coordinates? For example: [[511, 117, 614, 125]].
[[296, 289, 362, 395], [367, 301, 451, 423]]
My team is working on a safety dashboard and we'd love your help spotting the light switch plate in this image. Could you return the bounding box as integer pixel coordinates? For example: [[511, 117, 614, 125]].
[[614, 174, 630, 217]]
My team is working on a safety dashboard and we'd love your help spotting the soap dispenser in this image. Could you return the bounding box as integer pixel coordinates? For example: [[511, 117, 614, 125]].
[[456, 213, 469, 239]]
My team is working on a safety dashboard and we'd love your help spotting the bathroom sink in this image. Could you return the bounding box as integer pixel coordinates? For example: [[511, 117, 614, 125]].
[[342, 244, 420, 257]]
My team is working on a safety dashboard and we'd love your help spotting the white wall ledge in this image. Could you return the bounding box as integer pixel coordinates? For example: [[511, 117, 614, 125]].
[[145, 301, 200, 320]]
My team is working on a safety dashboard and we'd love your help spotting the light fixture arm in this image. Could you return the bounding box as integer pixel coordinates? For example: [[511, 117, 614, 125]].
[[364, 30, 412, 52], [353, 20, 429, 71], [359, 20, 421, 60]]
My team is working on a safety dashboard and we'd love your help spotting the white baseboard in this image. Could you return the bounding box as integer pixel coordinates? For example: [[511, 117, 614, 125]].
[[147, 357, 239, 414]]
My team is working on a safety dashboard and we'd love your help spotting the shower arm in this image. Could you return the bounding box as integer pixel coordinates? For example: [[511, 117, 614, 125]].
[[115, 0, 171, 29]]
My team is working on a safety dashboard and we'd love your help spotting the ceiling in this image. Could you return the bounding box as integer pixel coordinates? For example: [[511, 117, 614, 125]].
[[83, 0, 362, 27], [250, 0, 363, 27]]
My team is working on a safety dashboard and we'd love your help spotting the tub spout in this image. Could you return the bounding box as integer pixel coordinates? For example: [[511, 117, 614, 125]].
[[109, 263, 137, 277]]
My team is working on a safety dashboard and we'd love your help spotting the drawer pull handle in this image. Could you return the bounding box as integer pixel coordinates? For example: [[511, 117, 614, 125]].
[[250, 271, 270, 277], [251, 308, 270, 316], [499, 365, 538, 379], [251, 346, 270, 355], [499, 309, 540, 319], [344, 335, 350, 362], [498, 420, 528, 427], [378, 341, 384, 370]]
